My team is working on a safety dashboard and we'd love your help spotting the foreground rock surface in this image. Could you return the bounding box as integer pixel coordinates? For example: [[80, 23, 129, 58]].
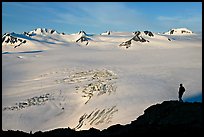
[[2, 100, 202, 136]]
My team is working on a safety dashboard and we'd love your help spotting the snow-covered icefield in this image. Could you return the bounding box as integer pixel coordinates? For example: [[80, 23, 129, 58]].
[[2, 29, 202, 132]]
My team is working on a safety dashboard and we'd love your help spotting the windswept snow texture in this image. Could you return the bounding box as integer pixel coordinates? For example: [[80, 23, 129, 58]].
[[2, 28, 202, 132]]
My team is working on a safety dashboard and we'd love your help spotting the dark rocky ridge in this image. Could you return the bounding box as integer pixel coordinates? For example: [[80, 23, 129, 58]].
[[23, 32, 33, 37], [24, 28, 66, 36], [170, 29, 193, 35], [144, 30, 154, 37], [119, 31, 149, 48], [165, 28, 193, 35], [76, 36, 90, 45], [2, 33, 27, 48], [132, 31, 141, 35], [76, 31, 91, 45], [2, 28, 66, 48], [2, 100, 202, 136], [78, 30, 87, 35]]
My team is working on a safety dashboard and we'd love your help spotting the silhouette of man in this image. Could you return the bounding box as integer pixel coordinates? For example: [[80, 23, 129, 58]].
[[178, 84, 185, 102]]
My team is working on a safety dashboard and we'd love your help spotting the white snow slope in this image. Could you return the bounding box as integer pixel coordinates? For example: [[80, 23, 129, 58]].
[[2, 28, 202, 132]]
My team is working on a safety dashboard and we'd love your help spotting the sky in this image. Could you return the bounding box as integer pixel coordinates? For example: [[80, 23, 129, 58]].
[[2, 2, 202, 34]]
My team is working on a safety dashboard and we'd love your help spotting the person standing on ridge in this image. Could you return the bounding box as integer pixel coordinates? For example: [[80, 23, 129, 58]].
[[178, 84, 185, 102]]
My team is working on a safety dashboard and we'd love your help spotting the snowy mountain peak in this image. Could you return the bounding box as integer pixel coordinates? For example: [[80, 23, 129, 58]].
[[133, 31, 154, 37], [164, 28, 193, 35], [2, 33, 10, 38], [119, 32, 149, 49], [133, 31, 141, 36], [78, 30, 87, 36], [28, 28, 59, 35], [101, 31, 111, 35], [2, 32, 27, 48], [144, 31, 154, 37]]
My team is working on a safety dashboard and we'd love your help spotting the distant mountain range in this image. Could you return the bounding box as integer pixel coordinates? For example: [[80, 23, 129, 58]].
[[2, 28, 195, 51]]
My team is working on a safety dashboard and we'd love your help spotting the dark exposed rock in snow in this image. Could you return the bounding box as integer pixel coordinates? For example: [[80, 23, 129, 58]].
[[119, 40, 132, 49], [144, 31, 154, 37], [76, 36, 89, 45], [132, 35, 148, 42], [50, 30, 55, 34], [50, 30, 56, 34], [2, 33, 10, 43], [101, 31, 111, 35], [164, 28, 193, 35], [76, 36, 88, 42], [78, 30, 87, 35], [2, 33, 27, 48], [119, 32, 148, 48], [27, 28, 60, 36], [133, 31, 141, 36], [24, 32, 36, 37], [23, 32, 30, 37], [170, 30, 174, 35]]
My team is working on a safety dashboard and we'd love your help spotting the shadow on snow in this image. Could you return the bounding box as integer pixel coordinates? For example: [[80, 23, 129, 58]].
[[2, 50, 43, 54]]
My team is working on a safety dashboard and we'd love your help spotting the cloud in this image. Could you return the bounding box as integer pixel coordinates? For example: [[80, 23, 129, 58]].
[[3, 2, 201, 33], [7, 2, 151, 32], [53, 2, 149, 31]]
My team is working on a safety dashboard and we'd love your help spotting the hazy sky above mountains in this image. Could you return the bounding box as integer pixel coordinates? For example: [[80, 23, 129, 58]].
[[2, 2, 202, 34]]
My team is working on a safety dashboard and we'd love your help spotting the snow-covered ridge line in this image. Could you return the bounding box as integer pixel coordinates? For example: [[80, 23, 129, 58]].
[[164, 28, 194, 35], [27, 28, 61, 35], [2, 33, 27, 48], [2, 27, 197, 52]]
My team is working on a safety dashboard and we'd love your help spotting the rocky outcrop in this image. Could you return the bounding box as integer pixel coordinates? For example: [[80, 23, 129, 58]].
[[78, 30, 87, 36], [101, 31, 111, 35], [2, 100, 202, 136], [133, 31, 154, 37], [135, 100, 202, 126], [2, 33, 27, 48], [144, 31, 154, 37], [164, 28, 193, 35], [132, 31, 141, 35], [119, 31, 149, 48], [27, 28, 60, 36], [75, 31, 90, 45], [132, 35, 147, 42], [76, 36, 89, 45], [23, 32, 33, 37]]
